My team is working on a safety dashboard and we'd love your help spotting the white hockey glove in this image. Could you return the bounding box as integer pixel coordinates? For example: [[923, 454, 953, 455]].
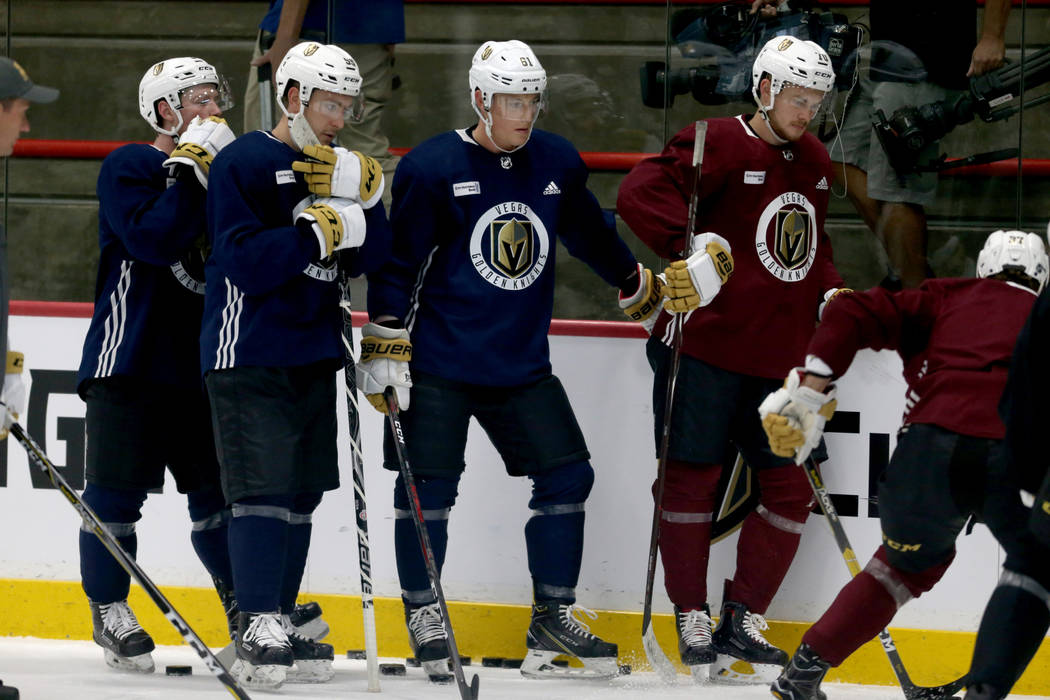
[[296, 197, 367, 259], [357, 323, 412, 414], [0, 351, 26, 439], [618, 263, 666, 333], [163, 116, 236, 189], [758, 368, 837, 465], [818, 287, 855, 322], [664, 232, 734, 313], [292, 145, 385, 209]]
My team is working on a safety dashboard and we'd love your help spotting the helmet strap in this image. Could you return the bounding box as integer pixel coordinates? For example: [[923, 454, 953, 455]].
[[758, 104, 789, 145], [473, 99, 533, 154]]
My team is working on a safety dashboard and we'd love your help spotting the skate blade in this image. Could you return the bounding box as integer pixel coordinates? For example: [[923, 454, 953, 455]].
[[286, 658, 334, 683], [230, 658, 288, 690], [688, 663, 712, 685], [421, 659, 453, 684], [293, 617, 330, 641], [709, 654, 781, 684], [103, 649, 154, 674], [520, 650, 619, 680]]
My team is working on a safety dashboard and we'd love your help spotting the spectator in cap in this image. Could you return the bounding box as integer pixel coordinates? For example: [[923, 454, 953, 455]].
[[0, 56, 58, 156]]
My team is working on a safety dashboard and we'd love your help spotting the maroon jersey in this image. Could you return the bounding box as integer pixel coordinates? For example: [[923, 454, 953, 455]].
[[810, 278, 1038, 439], [617, 115, 842, 379]]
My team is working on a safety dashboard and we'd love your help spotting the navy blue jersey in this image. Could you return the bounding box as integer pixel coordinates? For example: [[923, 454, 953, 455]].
[[202, 130, 390, 373], [367, 128, 636, 387], [78, 143, 210, 394]]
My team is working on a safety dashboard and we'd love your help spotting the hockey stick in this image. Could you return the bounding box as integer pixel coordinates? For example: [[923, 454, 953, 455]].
[[338, 272, 381, 693], [641, 119, 707, 682], [9, 423, 252, 700], [384, 389, 480, 700], [802, 457, 966, 700], [257, 60, 274, 132]]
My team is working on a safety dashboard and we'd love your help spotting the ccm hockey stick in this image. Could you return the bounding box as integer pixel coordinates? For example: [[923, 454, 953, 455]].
[[802, 458, 967, 699], [9, 423, 252, 700], [338, 272, 381, 692], [641, 119, 707, 682], [385, 389, 480, 700]]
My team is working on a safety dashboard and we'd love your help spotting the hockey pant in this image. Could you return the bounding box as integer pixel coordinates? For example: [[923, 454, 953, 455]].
[[657, 459, 812, 612], [395, 461, 594, 604]]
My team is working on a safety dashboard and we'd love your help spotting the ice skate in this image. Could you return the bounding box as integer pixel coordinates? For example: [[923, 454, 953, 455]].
[[770, 643, 830, 700], [710, 599, 788, 684], [89, 600, 155, 673], [212, 575, 239, 641], [675, 604, 716, 681], [282, 614, 334, 683], [521, 602, 619, 680], [288, 600, 329, 641], [229, 611, 293, 690], [0, 679, 19, 699], [965, 683, 1007, 700], [406, 602, 453, 683]]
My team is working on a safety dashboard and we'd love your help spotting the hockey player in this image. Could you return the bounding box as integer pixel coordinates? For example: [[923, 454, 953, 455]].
[[201, 41, 390, 690], [760, 230, 1048, 700], [958, 251, 1050, 700], [361, 39, 653, 681], [76, 57, 238, 674], [616, 35, 845, 683]]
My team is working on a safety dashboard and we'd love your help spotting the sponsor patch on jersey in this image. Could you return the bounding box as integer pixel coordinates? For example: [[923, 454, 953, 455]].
[[275, 169, 296, 185], [469, 201, 551, 290], [744, 171, 766, 185], [754, 191, 818, 282], [453, 181, 481, 197]]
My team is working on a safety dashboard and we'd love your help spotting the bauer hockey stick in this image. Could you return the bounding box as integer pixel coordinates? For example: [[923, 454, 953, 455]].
[[385, 389, 480, 700], [641, 119, 707, 682], [338, 272, 381, 692], [802, 457, 967, 700], [9, 422, 252, 700]]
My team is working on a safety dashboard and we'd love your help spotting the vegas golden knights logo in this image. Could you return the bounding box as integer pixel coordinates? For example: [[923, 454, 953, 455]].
[[304, 43, 320, 56], [491, 218, 533, 278], [774, 209, 812, 270]]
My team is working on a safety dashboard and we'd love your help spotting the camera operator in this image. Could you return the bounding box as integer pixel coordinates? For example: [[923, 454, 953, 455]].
[[755, 0, 1010, 289]]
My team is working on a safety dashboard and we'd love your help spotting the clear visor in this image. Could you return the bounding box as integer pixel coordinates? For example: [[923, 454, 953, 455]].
[[179, 77, 234, 112], [490, 92, 547, 122], [306, 93, 366, 124], [775, 82, 833, 119]]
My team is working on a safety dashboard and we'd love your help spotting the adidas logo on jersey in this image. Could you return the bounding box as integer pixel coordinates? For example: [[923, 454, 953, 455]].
[[543, 181, 561, 195], [816, 176, 829, 190]]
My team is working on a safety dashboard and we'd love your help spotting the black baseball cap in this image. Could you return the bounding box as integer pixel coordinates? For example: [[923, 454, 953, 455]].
[[0, 57, 58, 103]]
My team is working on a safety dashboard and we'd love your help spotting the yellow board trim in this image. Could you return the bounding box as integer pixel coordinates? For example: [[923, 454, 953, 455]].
[[2, 578, 1048, 694]]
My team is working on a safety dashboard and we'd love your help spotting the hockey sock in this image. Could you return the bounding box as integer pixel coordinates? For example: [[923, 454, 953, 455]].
[[187, 486, 232, 586], [968, 570, 1050, 692], [80, 484, 146, 603], [279, 491, 323, 612], [526, 461, 594, 603], [394, 474, 458, 602], [229, 496, 292, 612], [657, 460, 720, 609], [730, 463, 812, 612]]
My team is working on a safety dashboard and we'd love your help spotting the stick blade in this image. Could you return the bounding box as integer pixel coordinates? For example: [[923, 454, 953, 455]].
[[904, 675, 967, 700], [642, 622, 678, 683]]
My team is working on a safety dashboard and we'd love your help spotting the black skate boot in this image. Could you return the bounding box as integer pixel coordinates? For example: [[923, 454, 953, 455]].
[[230, 611, 294, 690], [521, 602, 619, 680], [771, 643, 831, 700], [405, 602, 452, 683], [0, 680, 19, 699], [289, 600, 329, 641], [282, 613, 334, 683], [89, 600, 155, 673], [212, 576, 239, 642], [710, 598, 788, 684], [965, 683, 1007, 700], [676, 604, 716, 679]]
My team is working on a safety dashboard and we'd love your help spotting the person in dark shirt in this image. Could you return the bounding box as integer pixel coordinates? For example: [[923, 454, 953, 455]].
[[76, 56, 235, 674], [759, 230, 1047, 700]]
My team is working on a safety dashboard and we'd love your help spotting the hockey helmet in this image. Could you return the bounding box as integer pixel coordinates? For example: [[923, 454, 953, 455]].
[[275, 42, 363, 121], [469, 40, 547, 119], [977, 230, 1049, 292], [139, 57, 232, 136], [751, 35, 835, 112]]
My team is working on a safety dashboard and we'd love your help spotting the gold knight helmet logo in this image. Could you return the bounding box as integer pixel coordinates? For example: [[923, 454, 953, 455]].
[[152, 62, 164, 76], [304, 43, 320, 57], [491, 218, 533, 278], [774, 208, 811, 270]]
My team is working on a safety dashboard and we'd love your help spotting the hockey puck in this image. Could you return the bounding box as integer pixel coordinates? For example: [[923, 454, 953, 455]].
[[345, 649, 367, 660], [501, 658, 523, 669], [379, 662, 406, 676], [405, 657, 421, 667], [427, 671, 454, 684], [165, 665, 192, 676], [618, 664, 632, 676], [458, 656, 472, 666], [481, 656, 504, 667]]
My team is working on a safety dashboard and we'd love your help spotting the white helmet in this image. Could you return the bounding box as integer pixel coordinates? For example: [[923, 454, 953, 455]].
[[469, 40, 547, 119], [977, 230, 1049, 292], [139, 57, 231, 136], [275, 42, 363, 119], [751, 35, 835, 111]]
